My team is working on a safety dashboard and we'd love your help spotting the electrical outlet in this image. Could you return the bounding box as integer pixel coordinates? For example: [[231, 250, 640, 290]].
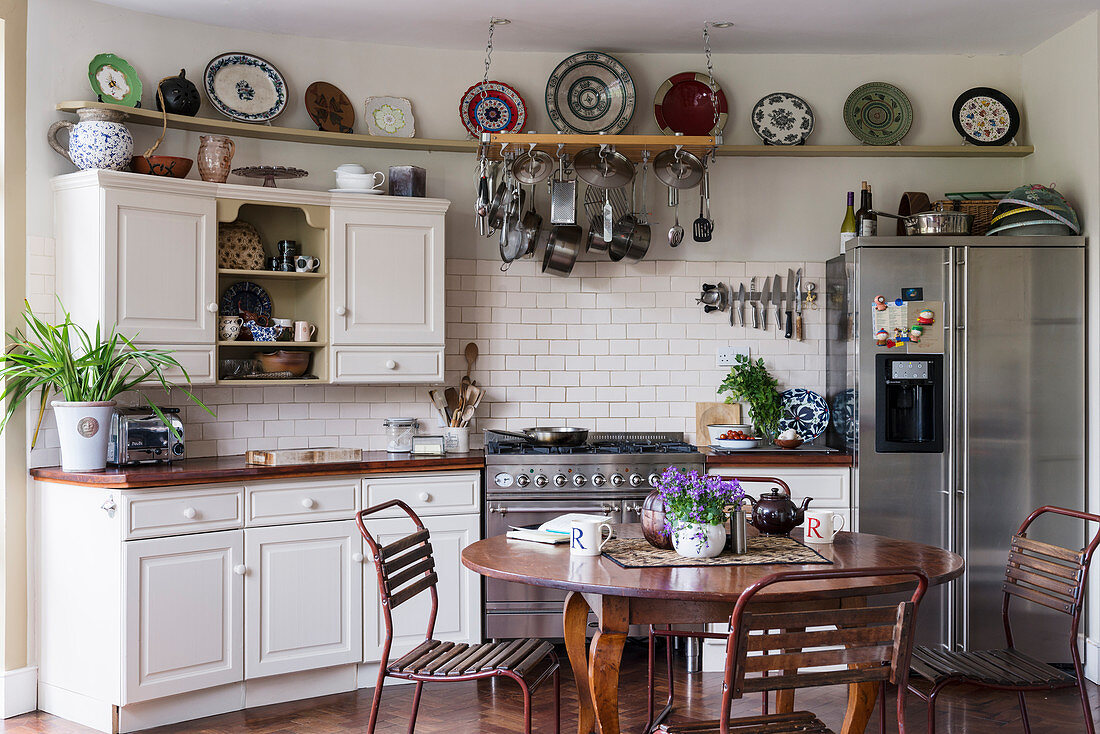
[[716, 346, 749, 367]]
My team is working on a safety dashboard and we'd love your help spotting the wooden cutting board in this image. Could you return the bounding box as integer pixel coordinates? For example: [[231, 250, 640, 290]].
[[695, 402, 743, 443], [245, 447, 363, 466]]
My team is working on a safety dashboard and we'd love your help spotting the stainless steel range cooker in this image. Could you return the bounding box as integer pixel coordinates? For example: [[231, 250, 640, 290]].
[[483, 431, 703, 639]]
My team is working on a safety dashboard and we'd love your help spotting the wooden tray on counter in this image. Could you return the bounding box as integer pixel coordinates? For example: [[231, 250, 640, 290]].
[[245, 447, 363, 466]]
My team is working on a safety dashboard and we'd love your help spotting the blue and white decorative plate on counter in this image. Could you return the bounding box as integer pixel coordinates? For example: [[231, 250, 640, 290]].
[[778, 388, 830, 440], [831, 388, 856, 445]]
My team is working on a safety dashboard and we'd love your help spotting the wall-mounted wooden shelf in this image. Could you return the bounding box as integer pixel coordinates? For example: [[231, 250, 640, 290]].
[[217, 268, 324, 279], [714, 144, 1033, 158], [486, 132, 718, 161]]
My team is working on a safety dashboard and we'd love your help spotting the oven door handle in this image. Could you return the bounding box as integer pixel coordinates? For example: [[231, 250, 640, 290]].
[[487, 503, 620, 515]]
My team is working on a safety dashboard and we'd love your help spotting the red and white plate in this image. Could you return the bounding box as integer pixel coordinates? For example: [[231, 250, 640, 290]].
[[459, 81, 527, 136], [653, 72, 728, 136]]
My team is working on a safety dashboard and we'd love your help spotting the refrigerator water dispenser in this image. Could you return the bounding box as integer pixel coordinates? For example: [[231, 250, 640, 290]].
[[875, 353, 943, 453]]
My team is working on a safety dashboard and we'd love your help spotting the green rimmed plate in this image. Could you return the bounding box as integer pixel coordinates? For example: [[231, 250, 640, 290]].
[[843, 82, 912, 145], [88, 53, 142, 107]]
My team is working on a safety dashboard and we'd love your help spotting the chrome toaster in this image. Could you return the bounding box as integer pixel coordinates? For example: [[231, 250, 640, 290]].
[[107, 407, 185, 465]]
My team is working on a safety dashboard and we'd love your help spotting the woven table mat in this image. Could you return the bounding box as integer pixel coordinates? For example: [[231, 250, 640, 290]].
[[601, 534, 831, 568]]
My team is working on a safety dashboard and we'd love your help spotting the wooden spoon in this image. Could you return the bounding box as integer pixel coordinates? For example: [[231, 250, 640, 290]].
[[464, 342, 479, 378], [444, 387, 460, 420], [456, 404, 476, 427]]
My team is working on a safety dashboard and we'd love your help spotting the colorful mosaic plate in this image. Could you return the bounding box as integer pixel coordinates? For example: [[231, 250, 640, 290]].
[[204, 53, 287, 123], [546, 51, 635, 134], [459, 81, 527, 136], [843, 82, 913, 145], [952, 87, 1019, 146]]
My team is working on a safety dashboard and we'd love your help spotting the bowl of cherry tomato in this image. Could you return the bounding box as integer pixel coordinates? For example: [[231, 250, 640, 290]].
[[712, 428, 760, 450], [707, 424, 752, 443]]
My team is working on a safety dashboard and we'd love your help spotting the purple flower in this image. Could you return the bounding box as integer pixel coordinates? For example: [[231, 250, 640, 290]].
[[654, 466, 744, 532]]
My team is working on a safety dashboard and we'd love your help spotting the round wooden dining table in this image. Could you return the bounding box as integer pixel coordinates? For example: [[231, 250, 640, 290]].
[[462, 526, 964, 734]]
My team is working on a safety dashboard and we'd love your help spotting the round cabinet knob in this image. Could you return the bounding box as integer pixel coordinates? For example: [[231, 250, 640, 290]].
[[629, 473, 644, 488], [385, 360, 397, 370], [301, 498, 315, 509], [553, 474, 568, 487], [206, 302, 219, 313], [648, 473, 661, 487], [610, 473, 625, 487], [182, 507, 197, 519], [572, 474, 587, 487], [534, 474, 549, 488], [233, 564, 248, 576], [591, 473, 606, 487], [352, 552, 365, 563], [515, 474, 530, 487], [335, 306, 347, 316], [418, 492, 432, 502]]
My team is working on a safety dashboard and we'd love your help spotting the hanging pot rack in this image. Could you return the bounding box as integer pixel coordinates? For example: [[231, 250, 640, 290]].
[[477, 132, 719, 165]]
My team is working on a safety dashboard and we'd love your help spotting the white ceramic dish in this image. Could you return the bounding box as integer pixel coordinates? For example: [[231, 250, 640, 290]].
[[334, 164, 366, 174], [329, 188, 384, 194], [713, 438, 760, 450], [706, 424, 753, 443]]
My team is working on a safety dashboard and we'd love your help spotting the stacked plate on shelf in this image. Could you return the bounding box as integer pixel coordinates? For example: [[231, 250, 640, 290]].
[[987, 184, 1081, 236]]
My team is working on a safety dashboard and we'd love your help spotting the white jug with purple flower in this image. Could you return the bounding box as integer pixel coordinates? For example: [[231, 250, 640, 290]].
[[652, 467, 744, 559]]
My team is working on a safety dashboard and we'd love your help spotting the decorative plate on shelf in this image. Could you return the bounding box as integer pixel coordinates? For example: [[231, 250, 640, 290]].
[[778, 388, 830, 441], [220, 281, 272, 318], [843, 82, 913, 145], [653, 72, 728, 136], [365, 96, 415, 137], [217, 220, 265, 270], [459, 81, 527, 136], [88, 53, 143, 107], [952, 87, 1019, 146], [545, 51, 635, 134], [831, 388, 856, 445], [203, 52, 288, 123], [751, 92, 814, 145], [305, 81, 355, 133]]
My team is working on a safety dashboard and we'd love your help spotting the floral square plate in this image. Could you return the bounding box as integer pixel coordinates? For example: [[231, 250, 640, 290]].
[[365, 96, 415, 137], [204, 52, 287, 123]]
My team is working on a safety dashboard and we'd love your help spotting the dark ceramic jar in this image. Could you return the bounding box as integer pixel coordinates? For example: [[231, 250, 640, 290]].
[[640, 489, 673, 549], [157, 69, 201, 116], [748, 488, 812, 536]]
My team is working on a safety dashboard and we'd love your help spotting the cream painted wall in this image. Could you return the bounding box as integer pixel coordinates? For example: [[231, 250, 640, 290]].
[[1022, 11, 1100, 682], [28, 0, 1026, 264]]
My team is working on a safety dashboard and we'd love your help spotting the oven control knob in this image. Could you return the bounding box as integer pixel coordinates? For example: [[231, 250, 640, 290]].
[[610, 473, 625, 487], [648, 473, 661, 487], [591, 473, 606, 487], [629, 473, 644, 488], [534, 474, 549, 487], [515, 474, 530, 487], [553, 474, 568, 487], [573, 474, 587, 487]]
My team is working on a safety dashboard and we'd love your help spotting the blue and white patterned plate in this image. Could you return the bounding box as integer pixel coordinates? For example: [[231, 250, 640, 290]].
[[751, 92, 814, 145], [204, 53, 287, 123], [220, 281, 272, 318], [778, 388, 830, 440], [831, 388, 857, 446]]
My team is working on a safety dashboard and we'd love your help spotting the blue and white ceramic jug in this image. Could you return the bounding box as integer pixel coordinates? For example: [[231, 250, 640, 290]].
[[48, 107, 133, 171]]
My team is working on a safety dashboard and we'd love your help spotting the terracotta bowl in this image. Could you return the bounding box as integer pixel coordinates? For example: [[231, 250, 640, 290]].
[[774, 438, 804, 450], [130, 155, 193, 178], [253, 350, 310, 377]]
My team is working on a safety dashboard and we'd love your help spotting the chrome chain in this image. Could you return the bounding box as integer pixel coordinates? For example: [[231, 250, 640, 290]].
[[478, 18, 496, 104], [703, 22, 719, 136]]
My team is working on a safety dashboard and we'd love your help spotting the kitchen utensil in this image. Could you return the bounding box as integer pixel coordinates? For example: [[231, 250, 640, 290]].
[[952, 87, 1019, 146], [748, 277, 759, 329], [761, 276, 772, 331], [444, 387, 460, 418], [751, 92, 815, 145], [245, 447, 362, 466], [512, 148, 554, 186], [794, 268, 804, 341], [232, 166, 308, 188], [668, 187, 684, 247], [746, 489, 812, 536], [652, 147, 704, 190], [697, 285, 721, 306], [499, 181, 528, 266], [428, 389, 450, 424], [771, 274, 783, 328], [383, 417, 419, 453], [549, 155, 576, 225], [873, 210, 973, 236], [897, 192, 932, 235], [130, 155, 193, 178], [520, 184, 543, 256], [609, 163, 651, 263], [253, 350, 310, 376], [543, 222, 582, 277], [843, 81, 913, 145], [693, 164, 713, 242], [714, 437, 760, 450], [545, 51, 636, 134], [583, 185, 628, 253], [459, 80, 527, 135], [464, 342, 479, 378], [493, 426, 589, 447], [204, 52, 288, 123], [573, 146, 634, 189], [602, 187, 614, 242], [454, 405, 476, 430], [735, 283, 746, 327], [784, 268, 795, 339], [653, 72, 729, 136], [706, 423, 752, 443]]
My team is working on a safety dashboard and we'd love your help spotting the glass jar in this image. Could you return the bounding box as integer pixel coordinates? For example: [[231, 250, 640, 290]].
[[383, 417, 419, 453]]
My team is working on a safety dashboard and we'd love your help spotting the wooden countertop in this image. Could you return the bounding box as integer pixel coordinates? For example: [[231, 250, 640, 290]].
[[29, 451, 485, 489], [702, 447, 853, 467]]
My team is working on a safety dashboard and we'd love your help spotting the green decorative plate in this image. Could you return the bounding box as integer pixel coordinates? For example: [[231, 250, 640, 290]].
[[843, 82, 912, 145], [88, 53, 143, 107]]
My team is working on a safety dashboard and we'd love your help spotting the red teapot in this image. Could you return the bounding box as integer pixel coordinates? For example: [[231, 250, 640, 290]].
[[746, 488, 812, 536]]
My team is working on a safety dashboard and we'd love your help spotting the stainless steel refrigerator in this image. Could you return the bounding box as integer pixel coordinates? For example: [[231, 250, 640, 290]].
[[826, 236, 1085, 659]]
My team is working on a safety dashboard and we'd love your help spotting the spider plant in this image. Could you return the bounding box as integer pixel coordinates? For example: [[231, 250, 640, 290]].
[[0, 301, 213, 446]]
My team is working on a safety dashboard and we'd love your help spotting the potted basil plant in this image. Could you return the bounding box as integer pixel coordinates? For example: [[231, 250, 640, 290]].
[[0, 302, 213, 472], [654, 467, 743, 558], [717, 354, 783, 441]]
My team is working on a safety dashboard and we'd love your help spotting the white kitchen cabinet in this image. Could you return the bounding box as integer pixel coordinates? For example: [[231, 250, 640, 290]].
[[244, 520, 363, 678], [362, 513, 481, 663], [329, 199, 449, 383], [122, 530, 244, 703]]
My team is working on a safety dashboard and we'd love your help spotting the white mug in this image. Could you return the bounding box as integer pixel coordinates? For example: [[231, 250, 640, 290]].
[[570, 518, 613, 556], [293, 320, 317, 342], [295, 255, 320, 272], [803, 510, 846, 544]]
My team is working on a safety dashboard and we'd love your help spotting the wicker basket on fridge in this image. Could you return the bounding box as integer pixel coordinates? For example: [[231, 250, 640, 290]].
[[934, 199, 999, 236]]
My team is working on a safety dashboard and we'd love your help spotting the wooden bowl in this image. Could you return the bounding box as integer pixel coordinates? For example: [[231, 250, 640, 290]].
[[130, 155, 193, 178], [774, 438, 804, 449], [253, 350, 310, 377]]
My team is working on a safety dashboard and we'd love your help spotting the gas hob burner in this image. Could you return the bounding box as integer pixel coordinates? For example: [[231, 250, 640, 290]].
[[484, 430, 700, 456]]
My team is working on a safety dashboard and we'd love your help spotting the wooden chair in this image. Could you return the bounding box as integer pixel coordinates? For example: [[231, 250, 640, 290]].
[[644, 476, 793, 733], [656, 566, 929, 734], [907, 504, 1100, 734], [356, 499, 560, 734]]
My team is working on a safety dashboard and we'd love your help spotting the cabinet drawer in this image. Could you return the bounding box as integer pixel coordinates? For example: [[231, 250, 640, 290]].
[[138, 344, 216, 385], [246, 478, 359, 526], [123, 485, 244, 539], [332, 347, 443, 383], [362, 471, 480, 517], [707, 467, 851, 507]]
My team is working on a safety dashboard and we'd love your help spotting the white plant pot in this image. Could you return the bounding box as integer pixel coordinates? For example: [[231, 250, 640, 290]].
[[51, 401, 116, 472], [671, 520, 727, 559]]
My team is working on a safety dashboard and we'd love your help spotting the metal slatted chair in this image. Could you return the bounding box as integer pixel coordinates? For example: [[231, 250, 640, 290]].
[[907, 505, 1100, 734], [656, 566, 928, 734], [356, 499, 560, 734], [645, 477, 793, 733]]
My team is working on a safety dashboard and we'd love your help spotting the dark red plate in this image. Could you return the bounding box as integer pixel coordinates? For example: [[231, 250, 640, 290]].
[[653, 72, 728, 136]]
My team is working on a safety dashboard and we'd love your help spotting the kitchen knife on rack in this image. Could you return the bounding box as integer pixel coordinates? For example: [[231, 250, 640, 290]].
[[735, 283, 746, 326], [761, 277, 771, 331], [749, 277, 760, 329], [772, 274, 783, 328], [794, 268, 804, 341], [784, 268, 795, 338]]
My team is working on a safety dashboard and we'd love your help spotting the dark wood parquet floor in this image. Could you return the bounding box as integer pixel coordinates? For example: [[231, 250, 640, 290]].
[[3, 641, 1098, 733]]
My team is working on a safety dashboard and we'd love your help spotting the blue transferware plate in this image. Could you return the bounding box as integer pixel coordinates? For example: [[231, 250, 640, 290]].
[[831, 388, 856, 445], [204, 52, 287, 123], [220, 281, 271, 318], [778, 388, 830, 441]]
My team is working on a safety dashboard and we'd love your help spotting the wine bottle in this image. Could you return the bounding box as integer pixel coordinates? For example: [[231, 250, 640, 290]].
[[840, 191, 857, 254], [857, 182, 878, 236]]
